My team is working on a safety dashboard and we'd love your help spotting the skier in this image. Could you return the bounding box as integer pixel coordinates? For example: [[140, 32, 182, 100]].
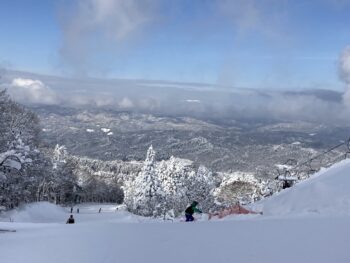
[[66, 214, 75, 224], [185, 201, 202, 222]]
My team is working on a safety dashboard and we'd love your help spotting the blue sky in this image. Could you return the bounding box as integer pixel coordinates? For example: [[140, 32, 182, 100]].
[[1, 0, 350, 90]]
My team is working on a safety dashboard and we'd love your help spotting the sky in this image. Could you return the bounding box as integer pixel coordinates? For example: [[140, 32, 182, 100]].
[[1, 0, 350, 90]]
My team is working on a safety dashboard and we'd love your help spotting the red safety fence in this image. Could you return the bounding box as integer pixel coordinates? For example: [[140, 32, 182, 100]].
[[208, 205, 262, 219]]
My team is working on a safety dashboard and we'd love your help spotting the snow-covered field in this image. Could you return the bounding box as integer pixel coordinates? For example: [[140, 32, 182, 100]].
[[2, 159, 350, 263]]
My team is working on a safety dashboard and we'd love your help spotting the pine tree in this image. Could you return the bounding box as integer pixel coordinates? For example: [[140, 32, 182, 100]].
[[124, 145, 165, 217], [124, 146, 217, 217], [186, 166, 211, 210], [157, 156, 194, 217]]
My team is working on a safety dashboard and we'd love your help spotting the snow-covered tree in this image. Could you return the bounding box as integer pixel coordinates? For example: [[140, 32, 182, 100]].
[[125, 145, 165, 216], [156, 157, 204, 217], [0, 89, 42, 209], [186, 165, 216, 212], [49, 145, 77, 204], [52, 144, 68, 169], [124, 146, 216, 217], [0, 88, 125, 209], [213, 172, 273, 206]]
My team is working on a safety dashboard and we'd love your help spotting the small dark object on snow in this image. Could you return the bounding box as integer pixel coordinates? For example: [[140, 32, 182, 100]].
[[70, 207, 73, 213], [77, 208, 80, 213], [0, 229, 16, 233], [99, 208, 101, 213], [66, 214, 75, 224]]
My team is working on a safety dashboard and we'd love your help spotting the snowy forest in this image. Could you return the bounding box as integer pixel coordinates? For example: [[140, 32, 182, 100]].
[[0, 89, 112, 209], [0, 88, 285, 217]]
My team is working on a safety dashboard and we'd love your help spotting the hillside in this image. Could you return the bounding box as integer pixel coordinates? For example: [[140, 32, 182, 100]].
[[33, 105, 350, 177], [1, 159, 350, 263], [255, 158, 350, 217]]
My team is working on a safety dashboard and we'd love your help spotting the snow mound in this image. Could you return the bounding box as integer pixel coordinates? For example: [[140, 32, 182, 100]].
[[1, 202, 67, 223], [258, 159, 350, 217]]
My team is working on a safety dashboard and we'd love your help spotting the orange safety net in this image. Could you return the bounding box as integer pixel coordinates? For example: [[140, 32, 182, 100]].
[[208, 204, 262, 219]]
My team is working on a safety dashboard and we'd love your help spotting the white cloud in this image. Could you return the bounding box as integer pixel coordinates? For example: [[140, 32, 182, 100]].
[[94, 96, 115, 107], [59, 0, 157, 73], [87, 0, 153, 41], [9, 78, 59, 105], [12, 78, 43, 89], [119, 97, 134, 108], [339, 46, 350, 84], [217, 0, 289, 39], [339, 46, 350, 107]]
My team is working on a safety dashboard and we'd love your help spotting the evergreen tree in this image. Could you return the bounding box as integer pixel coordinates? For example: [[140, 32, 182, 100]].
[[127, 145, 165, 216], [124, 146, 216, 217]]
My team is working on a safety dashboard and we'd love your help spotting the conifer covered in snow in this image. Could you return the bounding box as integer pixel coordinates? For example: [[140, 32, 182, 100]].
[[156, 156, 194, 216], [0, 89, 42, 208], [124, 146, 217, 217], [124, 145, 165, 216], [187, 165, 216, 211], [52, 145, 68, 169]]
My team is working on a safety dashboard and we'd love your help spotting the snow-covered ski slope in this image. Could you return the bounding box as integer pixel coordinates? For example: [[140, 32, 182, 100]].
[[1, 159, 350, 263], [253, 158, 350, 217]]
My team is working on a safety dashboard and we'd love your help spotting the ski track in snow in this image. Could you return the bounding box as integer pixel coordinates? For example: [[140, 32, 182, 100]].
[[2, 159, 350, 262]]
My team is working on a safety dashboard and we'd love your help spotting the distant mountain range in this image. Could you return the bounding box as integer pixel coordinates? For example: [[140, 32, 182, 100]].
[[33, 105, 350, 179]]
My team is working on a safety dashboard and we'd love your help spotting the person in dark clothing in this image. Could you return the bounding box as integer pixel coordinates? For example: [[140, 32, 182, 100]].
[[70, 207, 73, 213], [66, 215, 75, 224], [185, 201, 202, 222]]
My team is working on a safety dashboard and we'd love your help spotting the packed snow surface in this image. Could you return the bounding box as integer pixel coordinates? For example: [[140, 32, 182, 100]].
[[1, 159, 350, 263], [3, 202, 67, 223]]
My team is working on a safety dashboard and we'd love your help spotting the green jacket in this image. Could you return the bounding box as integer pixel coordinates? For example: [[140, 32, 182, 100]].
[[185, 204, 202, 215]]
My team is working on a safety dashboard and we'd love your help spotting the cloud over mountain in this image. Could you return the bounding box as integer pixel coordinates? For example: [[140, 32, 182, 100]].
[[0, 69, 348, 124], [9, 78, 59, 105]]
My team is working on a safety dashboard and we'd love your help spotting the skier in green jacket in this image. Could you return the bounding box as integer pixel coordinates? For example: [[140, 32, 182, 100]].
[[185, 201, 202, 222]]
